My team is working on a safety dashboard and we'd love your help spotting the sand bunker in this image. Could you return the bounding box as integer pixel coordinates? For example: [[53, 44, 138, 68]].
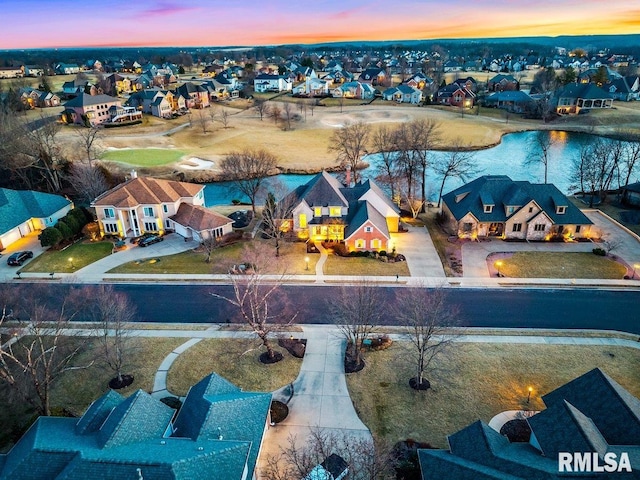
[[321, 109, 411, 127], [179, 157, 215, 170]]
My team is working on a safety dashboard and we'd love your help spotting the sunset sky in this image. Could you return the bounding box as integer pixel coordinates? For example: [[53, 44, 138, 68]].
[[1, 0, 639, 49]]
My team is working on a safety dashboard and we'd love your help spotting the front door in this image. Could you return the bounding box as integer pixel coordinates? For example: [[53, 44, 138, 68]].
[[488, 223, 503, 236]]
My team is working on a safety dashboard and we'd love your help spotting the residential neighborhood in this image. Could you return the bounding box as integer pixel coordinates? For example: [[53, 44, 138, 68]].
[[1, 23, 640, 480]]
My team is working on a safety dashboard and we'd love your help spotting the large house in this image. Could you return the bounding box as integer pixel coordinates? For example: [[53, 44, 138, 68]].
[[418, 368, 640, 479], [556, 83, 614, 115], [0, 188, 73, 250], [487, 74, 520, 92], [91, 174, 232, 241], [253, 73, 292, 93], [0, 372, 271, 480], [441, 175, 592, 240], [331, 81, 375, 100], [60, 93, 123, 126], [383, 84, 423, 104], [436, 83, 476, 108], [283, 171, 400, 252]]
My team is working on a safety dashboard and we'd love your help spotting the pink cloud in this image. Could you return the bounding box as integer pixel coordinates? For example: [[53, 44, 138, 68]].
[[141, 2, 199, 17]]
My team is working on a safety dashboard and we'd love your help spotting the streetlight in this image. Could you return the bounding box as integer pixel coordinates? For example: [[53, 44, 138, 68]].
[[495, 260, 503, 277], [527, 387, 533, 404], [68, 257, 74, 269], [304, 256, 310, 271]]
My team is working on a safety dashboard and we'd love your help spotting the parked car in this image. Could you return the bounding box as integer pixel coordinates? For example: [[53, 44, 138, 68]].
[[7, 251, 33, 266], [138, 235, 164, 247]]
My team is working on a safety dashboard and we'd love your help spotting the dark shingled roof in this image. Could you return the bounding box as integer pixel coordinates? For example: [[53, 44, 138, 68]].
[[170, 203, 232, 233], [557, 82, 613, 100], [64, 93, 121, 108], [442, 175, 592, 226]]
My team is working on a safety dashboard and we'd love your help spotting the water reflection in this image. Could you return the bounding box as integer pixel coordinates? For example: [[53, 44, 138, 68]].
[[204, 130, 637, 205]]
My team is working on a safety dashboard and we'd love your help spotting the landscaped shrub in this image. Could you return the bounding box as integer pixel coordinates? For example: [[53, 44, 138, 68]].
[[39, 227, 63, 247], [435, 210, 448, 226], [330, 243, 349, 257], [56, 221, 73, 240], [70, 207, 92, 227], [592, 247, 606, 256], [82, 222, 102, 241], [61, 215, 81, 235], [378, 250, 387, 257]]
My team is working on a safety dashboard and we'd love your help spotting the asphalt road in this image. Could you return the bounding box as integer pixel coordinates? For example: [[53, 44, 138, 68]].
[[27, 283, 638, 334]]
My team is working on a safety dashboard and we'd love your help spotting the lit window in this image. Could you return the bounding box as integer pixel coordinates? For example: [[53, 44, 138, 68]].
[[371, 239, 381, 249], [314, 207, 322, 217], [144, 207, 155, 217], [512, 223, 522, 232], [329, 207, 342, 217], [299, 214, 307, 228], [355, 239, 365, 249]]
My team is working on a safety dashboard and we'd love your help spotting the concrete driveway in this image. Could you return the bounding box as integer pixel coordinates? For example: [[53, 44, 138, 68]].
[[392, 225, 446, 279], [461, 210, 640, 278], [0, 232, 47, 281]]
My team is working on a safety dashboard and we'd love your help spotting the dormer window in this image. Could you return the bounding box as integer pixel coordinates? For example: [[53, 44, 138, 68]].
[[314, 207, 322, 217], [506, 206, 515, 215], [556, 206, 566, 214], [329, 207, 342, 217], [484, 205, 493, 213]]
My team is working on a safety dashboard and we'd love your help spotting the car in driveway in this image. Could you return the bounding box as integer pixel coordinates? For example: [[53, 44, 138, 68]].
[[138, 235, 164, 247], [7, 251, 33, 266]]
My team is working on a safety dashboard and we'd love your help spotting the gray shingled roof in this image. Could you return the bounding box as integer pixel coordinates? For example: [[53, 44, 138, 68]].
[[442, 175, 592, 226], [64, 93, 120, 108]]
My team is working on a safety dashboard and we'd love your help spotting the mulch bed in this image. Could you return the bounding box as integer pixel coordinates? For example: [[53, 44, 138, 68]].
[[259, 351, 284, 364], [108, 374, 134, 390], [409, 377, 431, 391], [278, 338, 307, 358], [344, 343, 365, 373], [499, 418, 532, 442], [270, 400, 289, 423]]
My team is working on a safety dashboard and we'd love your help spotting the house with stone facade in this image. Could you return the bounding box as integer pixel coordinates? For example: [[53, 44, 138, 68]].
[[441, 175, 592, 241]]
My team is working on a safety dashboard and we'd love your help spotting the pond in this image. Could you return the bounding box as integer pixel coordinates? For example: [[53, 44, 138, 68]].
[[204, 130, 636, 206]]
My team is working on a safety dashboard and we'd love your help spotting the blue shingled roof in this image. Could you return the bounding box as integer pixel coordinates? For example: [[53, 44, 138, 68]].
[[0, 188, 71, 235]]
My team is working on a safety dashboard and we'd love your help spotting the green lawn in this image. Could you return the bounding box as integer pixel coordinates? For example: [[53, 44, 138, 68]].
[[167, 338, 303, 396], [101, 148, 186, 166], [21, 241, 113, 273], [495, 252, 627, 279], [347, 342, 640, 448], [108, 240, 317, 275], [324, 255, 410, 276]]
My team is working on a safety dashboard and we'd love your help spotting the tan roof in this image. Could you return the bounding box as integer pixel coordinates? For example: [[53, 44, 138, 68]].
[[170, 203, 233, 232], [92, 177, 203, 207]]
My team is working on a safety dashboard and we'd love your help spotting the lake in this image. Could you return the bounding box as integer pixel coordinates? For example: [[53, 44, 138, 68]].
[[204, 130, 635, 206]]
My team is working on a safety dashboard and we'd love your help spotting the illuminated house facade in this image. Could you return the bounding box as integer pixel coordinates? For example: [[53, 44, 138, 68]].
[[441, 175, 592, 241], [284, 171, 400, 252]]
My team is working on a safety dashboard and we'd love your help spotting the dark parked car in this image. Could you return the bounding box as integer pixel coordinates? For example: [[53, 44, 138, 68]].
[[138, 235, 164, 247], [7, 251, 33, 266]]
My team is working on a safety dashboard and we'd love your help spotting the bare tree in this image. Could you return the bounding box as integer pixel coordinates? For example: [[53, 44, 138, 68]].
[[220, 148, 278, 214], [263, 428, 395, 480], [261, 181, 297, 257], [434, 141, 478, 207], [0, 285, 94, 416], [409, 119, 442, 209], [201, 235, 221, 264], [307, 98, 317, 117], [195, 109, 209, 133], [372, 125, 400, 202], [330, 280, 384, 368], [90, 285, 136, 387], [282, 102, 294, 131], [67, 163, 109, 204], [620, 133, 640, 188], [572, 137, 618, 206], [269, 102, 282, 125], [74, 125, 103, 165], [208, 103, 219, 124], [253, 98, 270, 120], [328, 121, 371, 184], [219, 108, 231, 128], [213, 243, 297, 362], [526, 131, 557, 184], [395, 286, 459, 389]]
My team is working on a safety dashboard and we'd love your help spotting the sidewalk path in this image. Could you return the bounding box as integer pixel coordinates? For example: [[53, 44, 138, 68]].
[[314, 243, 328, 283]]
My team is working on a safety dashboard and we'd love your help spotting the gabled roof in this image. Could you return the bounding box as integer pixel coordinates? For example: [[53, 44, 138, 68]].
[[170, 204, 233, 232], [541, 367, 640, 445], [485, 91, 533, 103], [489, 74, 517, 83], [557, 82, 613, 100], [92, 177, 203, 208], [293, 171, 349, 208], [0, 188, 72, 235], [442, 175, 592, 226], [64, 93, 120, 108], [344, 201, 390, 240]]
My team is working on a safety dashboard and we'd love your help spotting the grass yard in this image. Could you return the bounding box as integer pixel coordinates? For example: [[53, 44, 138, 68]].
[[101, 148, 186, 166], [21, 241, 113, 273], [324, 254, 410, 276], [495, 252, 627, 279], [346, 342, 640, 448], [167, 338, 302, 396]]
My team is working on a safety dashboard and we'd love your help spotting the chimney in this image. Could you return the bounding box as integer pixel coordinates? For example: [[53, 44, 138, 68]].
[[130, 169, 138, 179], [345, 165, 351, 187]]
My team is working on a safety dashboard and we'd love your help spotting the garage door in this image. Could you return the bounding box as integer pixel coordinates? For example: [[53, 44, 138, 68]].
[[0, 227, 22, 250]]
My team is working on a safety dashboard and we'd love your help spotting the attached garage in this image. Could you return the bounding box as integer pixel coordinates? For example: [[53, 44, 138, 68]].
[[170, 203, 233, 242]]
